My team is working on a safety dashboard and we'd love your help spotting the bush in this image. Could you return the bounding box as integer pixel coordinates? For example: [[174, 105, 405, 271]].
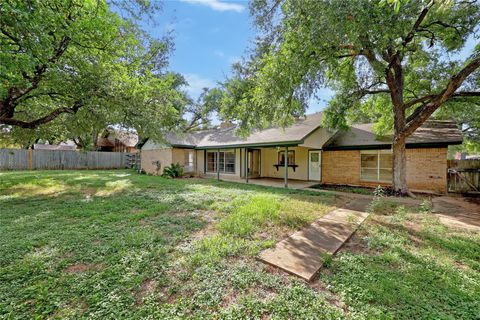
[[161, 163, 184, 178], [419, 200, 433, 213]]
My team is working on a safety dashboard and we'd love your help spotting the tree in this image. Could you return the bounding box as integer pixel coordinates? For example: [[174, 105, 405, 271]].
[[182, 88, 224, 132], [219, 0, 480, 195], [0, 0, 188, 145]]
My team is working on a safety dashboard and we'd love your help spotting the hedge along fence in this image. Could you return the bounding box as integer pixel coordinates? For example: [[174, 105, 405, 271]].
[[0, 149, 136, 170]]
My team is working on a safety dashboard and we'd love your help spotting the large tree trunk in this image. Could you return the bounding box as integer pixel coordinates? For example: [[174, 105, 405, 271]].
[[392, 134, 408, 195], [392, 104, 409, 196]]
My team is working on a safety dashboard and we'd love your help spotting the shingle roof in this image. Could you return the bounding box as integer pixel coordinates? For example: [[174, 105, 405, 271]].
[[144, 115, 462, 150], [323, 120, 463, 150], [33, 143, 77, 151], [146, 112, 324, 149], [195, 112, 323, 148], [98, 128, 139, 148]]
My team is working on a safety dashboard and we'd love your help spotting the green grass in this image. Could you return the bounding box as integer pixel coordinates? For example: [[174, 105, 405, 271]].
[[322, 202, 480, 319], [0, 170, 336, 319], [1, 170, 479, 319]]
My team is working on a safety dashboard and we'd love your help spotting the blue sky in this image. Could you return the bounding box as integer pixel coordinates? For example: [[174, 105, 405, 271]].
[[148, 0, 332, 113], [154, 1, 253, 95]]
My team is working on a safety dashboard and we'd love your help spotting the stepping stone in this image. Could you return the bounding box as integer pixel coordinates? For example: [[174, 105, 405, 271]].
[[258, 208, 369, 281]]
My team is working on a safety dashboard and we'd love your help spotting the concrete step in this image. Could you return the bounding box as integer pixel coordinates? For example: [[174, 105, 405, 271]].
[[258, 208, 369, 281]]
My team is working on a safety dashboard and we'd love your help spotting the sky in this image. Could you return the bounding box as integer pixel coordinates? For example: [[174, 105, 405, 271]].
[[148, 0, 333, 113]]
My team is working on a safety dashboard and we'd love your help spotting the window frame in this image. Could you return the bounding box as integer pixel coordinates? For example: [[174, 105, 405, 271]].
[[184, 150, 194, 173], [360, 150, 392, 183], [277, 150, 295, 165], [206, 149, 236, 174]]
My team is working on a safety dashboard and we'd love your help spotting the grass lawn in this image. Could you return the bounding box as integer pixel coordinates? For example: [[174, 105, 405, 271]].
[[0, 170, 479, 319]]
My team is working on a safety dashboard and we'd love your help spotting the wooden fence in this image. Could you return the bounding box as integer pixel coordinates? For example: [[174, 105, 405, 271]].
[[447, 160, 480, 194], [0, 149, 136, 171]]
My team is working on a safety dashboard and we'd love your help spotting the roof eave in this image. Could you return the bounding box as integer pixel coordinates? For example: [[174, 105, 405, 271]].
[[323, 141, 463, 151], [195, 140, 303, 150]]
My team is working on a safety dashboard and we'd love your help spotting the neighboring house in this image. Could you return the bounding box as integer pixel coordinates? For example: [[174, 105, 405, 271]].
[[141, 112, 462, 193], [455, 152, 480, 160], [97, 128, 139, 153], [33, 141, 77, 151]]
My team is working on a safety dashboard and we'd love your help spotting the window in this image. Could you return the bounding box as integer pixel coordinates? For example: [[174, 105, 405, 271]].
[[184, 150, 194, 172], [278, 150, 295, 165], [206, 150, 235, 174], [360, 150, 392, 182]]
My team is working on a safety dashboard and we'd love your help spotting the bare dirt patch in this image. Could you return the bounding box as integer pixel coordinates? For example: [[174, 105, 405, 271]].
[[65, 263, 103, 274], [135, 278, 157, 305], [81, 187, 97, 196], [339, 230, 370, 254], [220, 289, 240, 308]]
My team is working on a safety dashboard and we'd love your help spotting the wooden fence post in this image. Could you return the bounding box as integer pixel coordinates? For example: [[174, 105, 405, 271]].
[[28, 149, 33, 170]]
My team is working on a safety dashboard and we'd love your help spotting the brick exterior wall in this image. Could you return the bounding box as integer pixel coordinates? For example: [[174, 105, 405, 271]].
[[322, 150, 361, 185], [322, 148, 447, 193], [406, 148, 447, 193]]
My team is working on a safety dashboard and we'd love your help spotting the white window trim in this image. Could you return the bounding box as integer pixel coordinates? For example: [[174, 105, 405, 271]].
[[184, 150, 194, 173], [360, 150, 392, 183], [206, 149, 236, 174]]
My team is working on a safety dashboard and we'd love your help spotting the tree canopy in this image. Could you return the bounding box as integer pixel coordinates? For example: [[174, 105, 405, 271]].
[[220, 0, 479, 130], [0, 0, 191, 147], [217, 0, 480, 193]]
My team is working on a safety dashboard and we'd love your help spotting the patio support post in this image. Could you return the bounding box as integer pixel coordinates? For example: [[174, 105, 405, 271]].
[[245, 147, 249, 183], [284, 146, 288, 188], [217, 149, 220, 181]]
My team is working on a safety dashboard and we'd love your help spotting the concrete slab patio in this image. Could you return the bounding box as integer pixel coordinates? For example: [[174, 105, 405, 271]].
[[432, 196, 480, 231], [259, 199, 371, 281], [209, 177, 318, 189]]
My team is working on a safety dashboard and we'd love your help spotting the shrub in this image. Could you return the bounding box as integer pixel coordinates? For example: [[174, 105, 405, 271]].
[[373, 185, 386, 198], [367, 186, 397, 215], [161, 163, 184, 178], [419, 200, 433, 213]]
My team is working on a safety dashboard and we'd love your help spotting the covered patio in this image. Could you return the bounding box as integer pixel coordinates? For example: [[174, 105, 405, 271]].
[[212, 176, 319, 190]]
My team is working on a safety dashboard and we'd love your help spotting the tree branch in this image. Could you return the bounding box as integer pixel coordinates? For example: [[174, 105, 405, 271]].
[[404, 56, 480, 136], [401, 2, 433, 48], [0, 100, 82, 129], [404, 94, 437, 109]]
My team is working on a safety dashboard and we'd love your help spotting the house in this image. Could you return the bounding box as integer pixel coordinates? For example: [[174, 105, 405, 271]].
[[141, 113, 462, 193], [33, 141, 77, 151], [96, 128, 139, 153]]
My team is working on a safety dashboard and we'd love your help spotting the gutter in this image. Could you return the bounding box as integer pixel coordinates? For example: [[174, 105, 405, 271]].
[[323, 141, 463, 151], [193, 140, 303, 150]]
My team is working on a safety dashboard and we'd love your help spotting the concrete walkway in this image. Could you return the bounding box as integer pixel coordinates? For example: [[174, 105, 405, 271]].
[[432, 196, 480, 231], [259, 199, 370, 281]]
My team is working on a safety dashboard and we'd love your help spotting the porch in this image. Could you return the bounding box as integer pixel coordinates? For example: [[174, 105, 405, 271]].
[[197, 145, 323, 188], [213, 177, 319, 189]]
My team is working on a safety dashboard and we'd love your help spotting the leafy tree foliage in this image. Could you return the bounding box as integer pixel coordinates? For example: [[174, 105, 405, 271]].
[[0, 0, 188, 146], [182, 88, 224, 132], [219, 0, 480, 194]]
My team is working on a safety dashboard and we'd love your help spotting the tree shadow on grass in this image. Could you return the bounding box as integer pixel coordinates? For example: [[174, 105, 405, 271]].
[[321, 217, 480, 319], [374, 219, 480, 271]]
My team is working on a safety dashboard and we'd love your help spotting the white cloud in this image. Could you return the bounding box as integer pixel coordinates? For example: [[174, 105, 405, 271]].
[[180, 0, 245, 13], [214, 50, 225, 57], [184, 73, 216, 98]]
